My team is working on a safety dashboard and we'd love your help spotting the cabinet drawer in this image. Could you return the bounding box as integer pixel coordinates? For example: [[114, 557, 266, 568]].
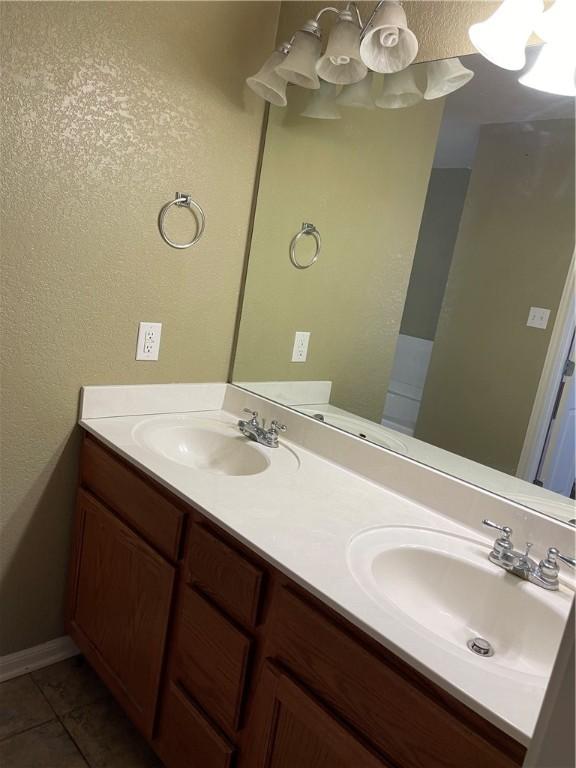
[[81, 435, 184, 561], [172, 585, 252, 733], [156, 682, 235, 768], [187, 523, 264, 628], [268, 588, 524, 768]]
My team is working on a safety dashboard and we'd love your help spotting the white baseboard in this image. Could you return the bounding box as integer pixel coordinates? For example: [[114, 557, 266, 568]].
[[0, 636, 80, 683]]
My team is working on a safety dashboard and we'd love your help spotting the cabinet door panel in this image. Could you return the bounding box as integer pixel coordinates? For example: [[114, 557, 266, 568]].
[[155, 682, 235, 768], [242, 662, 388, 768], [172, 585, 252, 733], [269, 587, 523, 768], [71, 490, 174, 736]]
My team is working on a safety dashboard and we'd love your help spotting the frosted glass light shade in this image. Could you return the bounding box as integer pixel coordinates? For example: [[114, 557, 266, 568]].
[[246, 49, 289, 106], [424, 58, 474, 100], [534, 0, 575, 43], [301, 82, 342, 119], [275, 30, 321, 89], [519, 41, 576, 96], [468, 0, 544, 71], [359, 1, 418, 74], [375, 68, 422, 108], [316, 16, 367, 85], [336, 73, 375, 109]]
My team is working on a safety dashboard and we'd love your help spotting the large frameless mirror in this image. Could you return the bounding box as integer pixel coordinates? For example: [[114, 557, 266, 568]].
[[232, 45, 575, 526]]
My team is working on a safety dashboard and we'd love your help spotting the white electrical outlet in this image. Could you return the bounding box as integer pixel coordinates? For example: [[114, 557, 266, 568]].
[[292, 331, 310, 363], [527, 307, 551, 330], [136, 322, 162, 361]]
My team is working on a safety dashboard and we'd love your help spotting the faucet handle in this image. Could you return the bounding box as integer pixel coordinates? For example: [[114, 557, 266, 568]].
[[270, 420, 287, 434], [242, 408, 259, 424], [545, 548, 576, 568], [483, 520, 514, 562], [536, 547, 574, 587], [482, 520, 512, 539]]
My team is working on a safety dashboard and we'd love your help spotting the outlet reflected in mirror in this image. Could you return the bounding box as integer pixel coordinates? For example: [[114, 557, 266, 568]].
[[232, 46, 575, 526]]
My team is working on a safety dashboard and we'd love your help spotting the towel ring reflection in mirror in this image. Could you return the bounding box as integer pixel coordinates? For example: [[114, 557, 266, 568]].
[[158, 192, 206, 249], [289, 222, 321, 270]]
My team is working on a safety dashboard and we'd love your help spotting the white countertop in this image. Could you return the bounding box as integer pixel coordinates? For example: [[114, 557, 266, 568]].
[[79, 401, 574, 747], [281, 399, 576, 526]]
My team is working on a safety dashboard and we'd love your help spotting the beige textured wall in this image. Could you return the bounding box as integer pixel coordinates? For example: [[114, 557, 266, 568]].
[[0, 1, 280, 655], [233, 66, 444, 420], [416, 119, 575, 474]]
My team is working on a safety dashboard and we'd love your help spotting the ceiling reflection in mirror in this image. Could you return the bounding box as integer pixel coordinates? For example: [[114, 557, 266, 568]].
[[233, 47, 575, 526]]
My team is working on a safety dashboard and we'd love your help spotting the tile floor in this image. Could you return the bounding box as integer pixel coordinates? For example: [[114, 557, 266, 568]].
[[0, 656, 162, 767]]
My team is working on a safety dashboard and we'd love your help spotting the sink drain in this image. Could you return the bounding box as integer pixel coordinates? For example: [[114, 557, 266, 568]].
[[467, 637, 494, 657]]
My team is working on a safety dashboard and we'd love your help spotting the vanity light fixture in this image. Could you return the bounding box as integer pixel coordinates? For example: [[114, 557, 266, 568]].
[[519, 0, 576, 97], [468, 0, 545, 71], [375, 68, 422, 109], [359, 1, 418, 74], [468, 0, 576, 97], [246, 1, 420, 109], [533, 0, 574, 43], [424, 58, 475, 100], [301, 81, 342, 119], [519, 41, 576, 96], [275, 22, 323, 89], [336, 72, 376, 109], [246, 43, 291, 106], [316, 8, 367, 85]]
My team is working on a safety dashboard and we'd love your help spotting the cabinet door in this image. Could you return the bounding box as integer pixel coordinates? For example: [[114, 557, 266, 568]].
[[155, 682, 235, 768], [242, 662, 389, 768], [69, 490, 175, 737]]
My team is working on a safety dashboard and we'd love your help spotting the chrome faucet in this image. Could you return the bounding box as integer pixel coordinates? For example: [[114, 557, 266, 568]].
[[482, 520, 575, 590], [238, 409, 287, 448]]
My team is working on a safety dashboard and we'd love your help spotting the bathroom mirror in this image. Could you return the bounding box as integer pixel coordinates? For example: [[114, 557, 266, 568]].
[[232, 46, 575, 526]]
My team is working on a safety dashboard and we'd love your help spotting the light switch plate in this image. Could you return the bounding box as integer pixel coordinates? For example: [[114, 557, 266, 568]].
[[292, 331, 310, 362], [136, 322, 162, 361], [527, 307, 551, 330]]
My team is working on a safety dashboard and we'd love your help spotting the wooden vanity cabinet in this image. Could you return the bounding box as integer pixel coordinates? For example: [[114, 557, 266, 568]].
[[67, 433, 527, 768], [250, 586, 524, 768], [66, 488, 175, 738], [242, 662, 390, 768]]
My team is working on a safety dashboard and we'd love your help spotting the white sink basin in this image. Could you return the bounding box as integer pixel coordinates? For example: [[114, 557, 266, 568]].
[[132, 415, 298, 476], [347, 526, 573, 681]]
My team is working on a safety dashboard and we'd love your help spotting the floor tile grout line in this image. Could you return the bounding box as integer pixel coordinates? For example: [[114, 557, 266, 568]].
[[57, 714, 92, 768], [27, 672, 93, 767], [28, 671, 61, 719], [2, 662, 162, 767], [32, 678, 92, 768], [0, 717, 57, 744]]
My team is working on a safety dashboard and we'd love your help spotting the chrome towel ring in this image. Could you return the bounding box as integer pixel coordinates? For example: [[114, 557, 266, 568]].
[[158, 192, 206, 249], [289, 222, 321, 270]]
